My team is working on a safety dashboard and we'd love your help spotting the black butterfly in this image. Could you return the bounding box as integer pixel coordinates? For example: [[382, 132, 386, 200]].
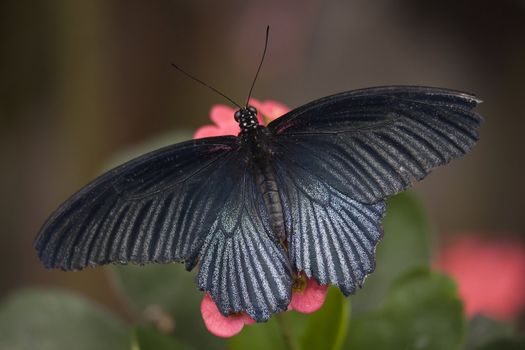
[[35, 85, 482, 321]]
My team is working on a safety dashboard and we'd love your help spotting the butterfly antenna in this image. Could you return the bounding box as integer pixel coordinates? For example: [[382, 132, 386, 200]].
[[245, 26, 270, 107], [171, 63, 242, 108]]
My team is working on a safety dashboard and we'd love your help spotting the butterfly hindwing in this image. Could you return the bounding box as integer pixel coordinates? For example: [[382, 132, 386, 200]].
[[197, 158, 292, 321], [273, 155, 385, 295], [35, 136, 240, 270], [268, 86, 482, 203]]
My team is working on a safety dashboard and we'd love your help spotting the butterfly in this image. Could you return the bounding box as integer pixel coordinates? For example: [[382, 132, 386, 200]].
[[35, 84, 482, 322]]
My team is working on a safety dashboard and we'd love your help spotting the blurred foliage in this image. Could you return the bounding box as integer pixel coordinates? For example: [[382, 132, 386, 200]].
[[464, 315, 515, 350], [229, 287, 349, 350], [474, 338, 525, 350], [350, 192, 432, 314], [300, 287, 349, 350], [346, 268, 465, 350], [131, 326, 190, 350], [0, 289, 129, 350], [109, 264, 225, 350]]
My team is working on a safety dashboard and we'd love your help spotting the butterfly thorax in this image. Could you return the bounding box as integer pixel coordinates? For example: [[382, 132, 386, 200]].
[[235, 106, 259, 132]]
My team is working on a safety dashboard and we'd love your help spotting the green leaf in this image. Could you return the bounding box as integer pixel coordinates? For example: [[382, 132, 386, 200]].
[[346, 268, 465, 350], [228, 316, 289, 350], [463, 315, 525, 350], [0, 288, 129, 350], [474, 337, 525, 350], [131, 326, 192, 350], [229, 287, 350, 350], [464, 315, 514, 350], [108, 264, 225, 350], [351, 192, 433, 314], [300, 287, 350, 350]]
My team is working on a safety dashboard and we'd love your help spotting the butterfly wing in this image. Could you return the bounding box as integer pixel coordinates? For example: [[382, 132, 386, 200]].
[[273, 159, 385, 295], [268, 86, 481, 293], [36, 136, 242, 270], [196, 154, 292, 321], [268, 86, 482, 203], [36, 135, 292, 320]]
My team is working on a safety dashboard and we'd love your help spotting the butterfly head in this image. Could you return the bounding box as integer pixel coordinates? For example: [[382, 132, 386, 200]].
[[234, 106, 259, 131]]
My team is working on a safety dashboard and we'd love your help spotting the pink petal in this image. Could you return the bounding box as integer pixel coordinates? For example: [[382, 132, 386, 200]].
[[200, 294, 254, 338], [435, 234, 525, 320], [210, 105, 236, 125], [194, 104, 240, 139], [241, 313, 256, 325], [248, 99, 290, 124], [259, 100, 290, 121], [196, 99, 290, 139], [247, 98, 262, 109], [218, 122, 241, 136], [193, 125, 223, 139], [290, 275, 328, 313]]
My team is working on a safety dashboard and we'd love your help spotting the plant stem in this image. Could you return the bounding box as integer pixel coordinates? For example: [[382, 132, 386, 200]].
[[275, 313, 301, 350]]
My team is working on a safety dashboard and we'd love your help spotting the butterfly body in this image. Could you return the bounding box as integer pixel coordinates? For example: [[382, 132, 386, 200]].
[[35, 86, 482, 322], [242, 127, 287, 243]]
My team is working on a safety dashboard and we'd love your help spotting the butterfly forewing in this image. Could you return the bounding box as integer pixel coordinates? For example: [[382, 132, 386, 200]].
[[35, 136, 239, 270], [268, 86, 482, 203], [267, 86, 481, 296]]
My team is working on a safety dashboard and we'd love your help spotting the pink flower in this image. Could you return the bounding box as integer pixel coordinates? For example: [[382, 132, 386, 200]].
[[195, 98, 328, 336], [435, 234, 525, 321], [289, 272, 328, 313], [193, 98, 289, 138], [201, 274, 328, 337], [201, 294, 255, 338]]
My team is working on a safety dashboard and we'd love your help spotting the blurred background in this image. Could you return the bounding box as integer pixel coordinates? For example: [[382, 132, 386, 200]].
[[1, 0, 524, 325]]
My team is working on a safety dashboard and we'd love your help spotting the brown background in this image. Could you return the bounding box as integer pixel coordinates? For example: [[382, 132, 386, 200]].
[[1, 0, 524, 315]]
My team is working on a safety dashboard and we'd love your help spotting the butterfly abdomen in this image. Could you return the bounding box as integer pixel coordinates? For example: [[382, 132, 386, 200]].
[[254, 162, 286, 242], [246, 127, 287, 243]]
